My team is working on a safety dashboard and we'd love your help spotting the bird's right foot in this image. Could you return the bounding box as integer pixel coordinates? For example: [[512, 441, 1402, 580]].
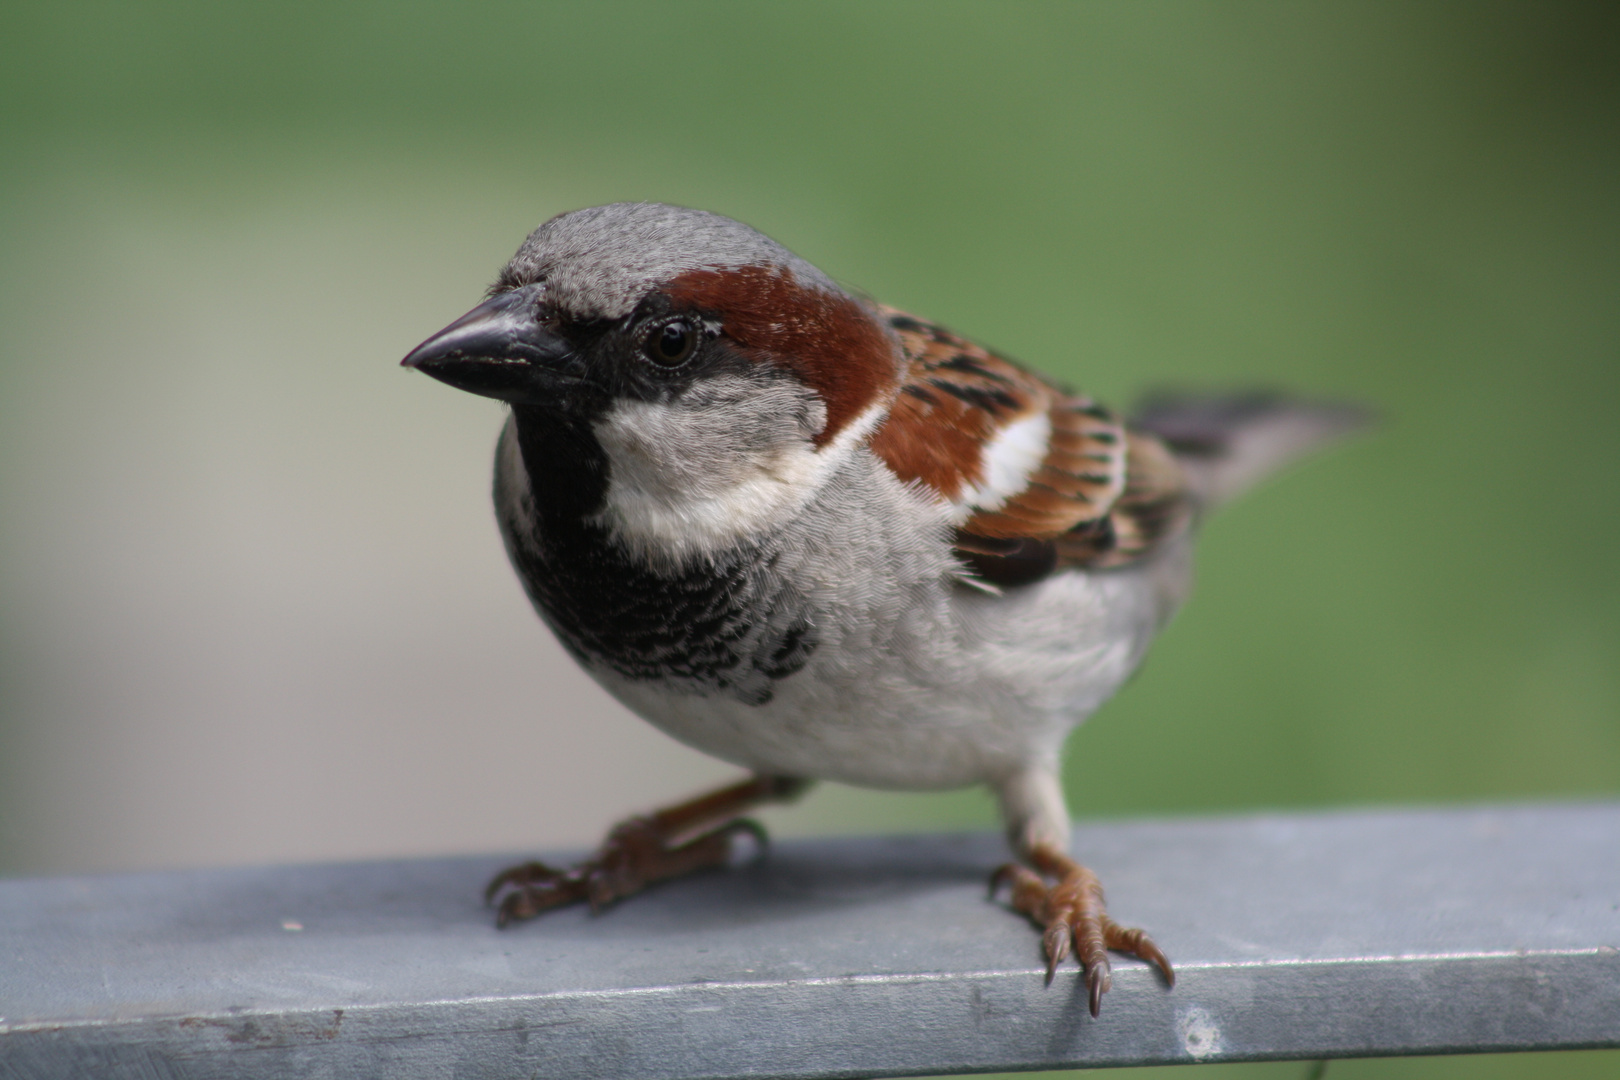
[[484, 773, 810, 926]]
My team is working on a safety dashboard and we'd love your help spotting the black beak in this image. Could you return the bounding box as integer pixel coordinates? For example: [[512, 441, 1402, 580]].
[[401, 283, 573, 403]]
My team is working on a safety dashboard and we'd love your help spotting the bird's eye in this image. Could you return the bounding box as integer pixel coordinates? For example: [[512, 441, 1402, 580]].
[[643, 319, 698, 367]]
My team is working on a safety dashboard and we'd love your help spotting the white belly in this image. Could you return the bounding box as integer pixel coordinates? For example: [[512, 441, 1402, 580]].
[[590, 549, 1184, 791]]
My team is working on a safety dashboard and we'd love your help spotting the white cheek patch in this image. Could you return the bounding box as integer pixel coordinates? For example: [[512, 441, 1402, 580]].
[[956, 408, 1051, 522], [590, 380, 886, 566]]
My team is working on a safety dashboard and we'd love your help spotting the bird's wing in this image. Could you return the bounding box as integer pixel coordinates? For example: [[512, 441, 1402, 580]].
[[867, 307, 1193, 587]]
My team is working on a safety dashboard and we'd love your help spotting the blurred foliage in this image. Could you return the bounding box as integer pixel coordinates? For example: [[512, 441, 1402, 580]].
[[1, 3, 1616, 1075]]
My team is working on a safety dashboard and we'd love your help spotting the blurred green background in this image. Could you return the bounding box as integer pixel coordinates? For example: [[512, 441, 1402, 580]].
[[1, 3, 1616, 1077]]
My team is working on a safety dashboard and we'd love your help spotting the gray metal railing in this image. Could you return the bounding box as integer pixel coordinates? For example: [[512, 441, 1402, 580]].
[[2, 802, 1617, 1078]]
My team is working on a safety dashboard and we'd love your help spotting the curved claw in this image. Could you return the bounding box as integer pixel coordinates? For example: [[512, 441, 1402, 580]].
[[1086, 959, 1111, 1018], [1042, 921, 1072, 985], [1145, 943, 1174, 987], [483, 860, 566, 906]]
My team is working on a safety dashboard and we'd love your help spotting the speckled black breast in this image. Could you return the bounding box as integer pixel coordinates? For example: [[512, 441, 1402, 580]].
[[499, 407, 817, 706], [506, 528, 816, 705]]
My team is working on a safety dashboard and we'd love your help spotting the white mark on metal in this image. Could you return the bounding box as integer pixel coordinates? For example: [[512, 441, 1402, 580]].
[[1177, 1006, 1224, 1060]]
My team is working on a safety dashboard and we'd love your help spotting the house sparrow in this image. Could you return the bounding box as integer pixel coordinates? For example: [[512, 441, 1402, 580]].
[[402, 202, 1361, 1016]]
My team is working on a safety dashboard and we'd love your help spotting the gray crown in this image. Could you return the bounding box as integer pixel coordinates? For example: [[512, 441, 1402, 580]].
[[501, 203, 842, 320]]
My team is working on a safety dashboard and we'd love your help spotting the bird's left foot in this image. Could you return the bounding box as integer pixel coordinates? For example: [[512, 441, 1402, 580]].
[[991, 843, 1174, 1016]]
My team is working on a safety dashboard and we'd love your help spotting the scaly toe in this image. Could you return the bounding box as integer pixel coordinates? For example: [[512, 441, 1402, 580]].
[[1103, 917, 1175, 986], [492, 873, 588, 926], [483, 860, 564, 906]]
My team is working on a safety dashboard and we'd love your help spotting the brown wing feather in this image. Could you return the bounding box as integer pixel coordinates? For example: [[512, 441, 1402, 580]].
[[1054, 430, 1193, 569], [867, 307, 1193, 586], [867, 310, 1050, 503], [963, 398, 1127, 539]]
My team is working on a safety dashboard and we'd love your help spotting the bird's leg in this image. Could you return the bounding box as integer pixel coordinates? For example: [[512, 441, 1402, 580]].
[[485, 773, 811, 927], [990, 764, 1171, 1015], [991, 845, 1174, 1016]]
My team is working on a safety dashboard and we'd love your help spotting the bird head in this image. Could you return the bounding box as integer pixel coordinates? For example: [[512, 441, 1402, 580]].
[[403, 203, 908, 562]]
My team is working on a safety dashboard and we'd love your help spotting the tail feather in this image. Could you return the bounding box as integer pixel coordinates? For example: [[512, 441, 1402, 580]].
[[1132, 392, 1372, 508]]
